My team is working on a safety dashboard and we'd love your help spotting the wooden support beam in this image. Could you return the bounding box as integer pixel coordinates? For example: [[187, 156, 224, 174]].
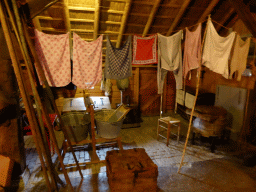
[[64, 0, 72, 57], [101, 9, 124, 14], [37, 16, 63, 21], [41, 27, 66, 33], [116, 0, 132, 48], [134, 67, 140, 105], [166, 0, 191, 36], [229, 0, 256, 37], [68, 6, 95, 12], [197, 0, 220, 23], [142, 0, 161, 37], [70, 18, 94, 23], [32, 16, 42, 31], [216, 8, 235, 32], [94, 0, 101, 40]]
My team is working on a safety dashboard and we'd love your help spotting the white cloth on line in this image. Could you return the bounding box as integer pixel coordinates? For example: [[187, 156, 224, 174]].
[[229, 35, 251, 81], [202, 19, 236, 79]]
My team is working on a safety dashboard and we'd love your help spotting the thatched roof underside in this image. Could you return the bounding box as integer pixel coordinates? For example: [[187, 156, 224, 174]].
[[29, 0, 256, 61]]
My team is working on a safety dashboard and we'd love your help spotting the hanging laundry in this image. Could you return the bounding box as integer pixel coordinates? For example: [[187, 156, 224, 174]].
[[72, 33, 103, 89], [183, 23, 202, 80], [202, 19, 236, 79], [132, 34, 157, 65], [157, 30, 183, 94], [229, 35, 251, 81], [105, 35, 132, 80], [34, 29, 71, 87]]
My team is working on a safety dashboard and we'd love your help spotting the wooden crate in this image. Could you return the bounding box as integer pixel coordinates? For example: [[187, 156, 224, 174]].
[[0, 155, 14, 187], [106, 148, 158, 192]]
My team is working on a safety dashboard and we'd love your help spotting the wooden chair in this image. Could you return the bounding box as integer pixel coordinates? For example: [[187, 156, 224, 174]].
[[157, 116, 181, 146]]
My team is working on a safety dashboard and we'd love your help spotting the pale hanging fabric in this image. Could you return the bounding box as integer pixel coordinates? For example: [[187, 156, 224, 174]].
[[202, 19, 236, 79], [72, 33, 103, 89], [34, 29, 71, 87], [157, 30, 183, 94], [229, 35, 251, 81], [183, 23, 202, 80]]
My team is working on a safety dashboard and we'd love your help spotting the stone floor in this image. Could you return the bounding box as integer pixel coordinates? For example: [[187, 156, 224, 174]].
[[12, 114, 256, 191]]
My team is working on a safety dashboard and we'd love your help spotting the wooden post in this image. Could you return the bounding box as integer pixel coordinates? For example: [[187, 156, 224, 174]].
[[177, 15, 210, 173], [0, 2, 52, 191], [21, 17, 83, 180]]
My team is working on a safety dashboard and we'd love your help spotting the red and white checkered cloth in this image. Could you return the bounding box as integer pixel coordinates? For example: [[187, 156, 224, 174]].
[[72, 33, 103, 89], [34, 29, 71, 87], [132, 34, 157, 65]]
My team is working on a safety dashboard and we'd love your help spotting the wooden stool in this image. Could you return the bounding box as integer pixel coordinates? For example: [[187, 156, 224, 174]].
[[157, 116, 180, 146]]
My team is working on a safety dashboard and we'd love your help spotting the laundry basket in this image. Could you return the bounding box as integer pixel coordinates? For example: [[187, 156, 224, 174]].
[[61, 112, 91, 142], [94, 109, 124, 139]]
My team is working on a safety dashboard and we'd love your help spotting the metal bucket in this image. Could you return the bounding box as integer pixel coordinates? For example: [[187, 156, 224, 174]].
[[61, 112, 90, 142], [95, 110, 124, 139]]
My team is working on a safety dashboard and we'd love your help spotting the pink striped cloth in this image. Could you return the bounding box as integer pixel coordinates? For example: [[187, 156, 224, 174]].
[[183, 23, 202, 79], [72, 33, 103, 89], [34, 29, 71, 87]]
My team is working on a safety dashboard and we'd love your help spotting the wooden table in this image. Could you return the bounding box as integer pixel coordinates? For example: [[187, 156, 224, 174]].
[[62, 96, 111, 113]]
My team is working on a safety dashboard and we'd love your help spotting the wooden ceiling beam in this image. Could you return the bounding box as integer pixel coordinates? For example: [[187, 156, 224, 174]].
[[68, 6, 95, 12], [142, 0, 161, 37], [94, 0, 101, 40], [116, 0, 132, 48], [41, 27, 66, 33], [216, 8, 235, 32], [229, 0, 256, 37], [166, 0, 192, 36], [37, 16, 63, 21], [69, 18, 94, 23], [197, 0, 220, 23], [32, 17, 42, 31]]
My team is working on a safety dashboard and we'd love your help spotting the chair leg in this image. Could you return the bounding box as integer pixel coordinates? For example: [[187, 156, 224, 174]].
[[157, 120, 160, 140], [177, 122, 180, 143], [117, 137, 123, 150], [166, 123, 170, 146]]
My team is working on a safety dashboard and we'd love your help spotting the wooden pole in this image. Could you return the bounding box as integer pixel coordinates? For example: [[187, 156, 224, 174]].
[[9, 0, 60, 189], [21, 10, 83, 180], [177, 16, 210, 173], [0, 2, 53, 191]]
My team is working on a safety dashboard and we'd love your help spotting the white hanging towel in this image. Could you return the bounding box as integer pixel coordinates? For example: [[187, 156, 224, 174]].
[[72, 33, 103, 89], [229, 35, 251, 81], [202, 19, 236, 79], [157, 30, 183, 94], [34, 29, 71, 87]]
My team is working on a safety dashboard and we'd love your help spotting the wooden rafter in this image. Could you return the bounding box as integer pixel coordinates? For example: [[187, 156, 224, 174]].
[[63, 0, 72, 56], [116, 0, 132, 48], [216, 8, 235, 32], [197, 0, 220, 23], [32, 17, 42, 31], [166, 0, 192, 36], [94, 0, 101, 40], [229, 0, 256, 37], [142, 0, 161, 37], [37, 16, 63, 21], [41, 27, 66, 33]]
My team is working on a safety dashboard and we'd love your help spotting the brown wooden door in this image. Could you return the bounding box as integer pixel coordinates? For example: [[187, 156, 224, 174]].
[[139, 68, 160, 116]]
